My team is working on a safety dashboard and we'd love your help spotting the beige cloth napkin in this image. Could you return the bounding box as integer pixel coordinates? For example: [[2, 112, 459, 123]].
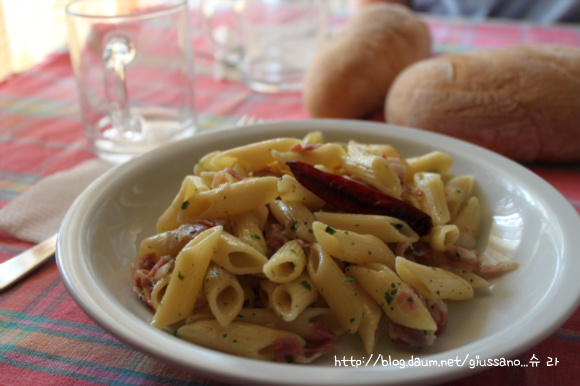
[[0, 159, 114, 244]]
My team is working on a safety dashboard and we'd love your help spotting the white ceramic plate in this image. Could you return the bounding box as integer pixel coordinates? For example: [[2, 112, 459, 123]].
[[57, 120, 580, 386]]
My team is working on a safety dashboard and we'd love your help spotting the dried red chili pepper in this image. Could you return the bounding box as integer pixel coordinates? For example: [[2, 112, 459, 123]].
[[286, 161, 433, 236]]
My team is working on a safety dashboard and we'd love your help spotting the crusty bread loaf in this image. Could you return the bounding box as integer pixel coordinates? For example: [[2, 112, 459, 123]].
[[385, 44, 580, 163], [303, 3, 431, 119]]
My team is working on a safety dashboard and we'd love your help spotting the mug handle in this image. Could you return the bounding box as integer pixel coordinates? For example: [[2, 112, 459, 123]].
[[200, 0, 244, 66], [102, 34, 143, 139]]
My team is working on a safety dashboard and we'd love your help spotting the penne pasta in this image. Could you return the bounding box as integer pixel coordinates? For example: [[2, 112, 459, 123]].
[[130, 131, 514, 363], [184, 305, 214, 324], [151, 226, 223, 328], [347, 263, 437, 331], [204, 263, 245, 326], [139, 223, 210, 258], [406, 151, 453, 178], [302, 131, 324, 145], [178, 176, 279, 221], [452, 196, 481, 237], [307, 243, 364, 333], [209, 138, 301, 172], [272, 143, 347, 170], [251, 205, 269, 229], [445, 175, 475, 219], [150, 275, 171, 310], [193, 150, 220, 174], [429, 224, 461, 251], [314, 212, 419, 244], [271, 275, 318, 321], [157, 175, 209, 233], [414, 172, 451, 226], [263, 240, 307, 283], [348, 140, 402, 159], [277, 174, 326, 210], [236, 307, 345, 340], [212, 232, 268, 275], [355, 283, 382, 354], [312, 221, 396, 268], [229, 210, 267, 255], [177, 320, 307, 362], [395, 256, 474, 300], [269, 199, 316, 243], [441, 266, 490, 289], [341, 142, 402, 197]]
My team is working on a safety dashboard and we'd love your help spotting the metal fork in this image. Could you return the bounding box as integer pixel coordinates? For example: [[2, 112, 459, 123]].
[[0, 115, 265, 291], [0, 234, 57, 291]]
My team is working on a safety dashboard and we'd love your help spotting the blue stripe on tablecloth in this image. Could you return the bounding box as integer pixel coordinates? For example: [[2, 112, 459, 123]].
[[0, 188, 33, 202], [0, 312, 127, 349], [0, 284, 207, 386], [0, 171, 40, 203], [1, 307, 206, 385], [27, 279, 68, 315], [0, 347, 200, 386], [1, 277, 124, 348], [0, 170, 39, 185]]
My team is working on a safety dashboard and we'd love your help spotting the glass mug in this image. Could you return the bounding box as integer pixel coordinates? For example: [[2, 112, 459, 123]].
[[201, 0, 326, 93], [66, 0, 197, 163]]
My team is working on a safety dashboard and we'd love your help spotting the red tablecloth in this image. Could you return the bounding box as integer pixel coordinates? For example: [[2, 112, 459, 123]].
[[1, 12, 579, 386]]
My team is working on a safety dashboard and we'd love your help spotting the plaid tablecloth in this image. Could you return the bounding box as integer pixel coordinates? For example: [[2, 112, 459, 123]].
[[1, 10, 580, 386]]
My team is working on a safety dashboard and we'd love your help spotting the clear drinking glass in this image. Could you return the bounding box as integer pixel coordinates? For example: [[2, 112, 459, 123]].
[[66, 0, 197, 163], [202, 0, 326, 93]]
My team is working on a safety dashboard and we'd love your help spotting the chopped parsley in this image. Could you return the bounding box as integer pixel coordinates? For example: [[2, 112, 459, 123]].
[[290, 221, 298, 232], [385, 291, 394, 305], [325, 226, 336, 235]]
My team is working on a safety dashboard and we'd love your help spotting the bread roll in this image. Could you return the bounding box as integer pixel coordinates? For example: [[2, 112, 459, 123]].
[[303, 3, 431, 119], [386, 44, 580, 163]]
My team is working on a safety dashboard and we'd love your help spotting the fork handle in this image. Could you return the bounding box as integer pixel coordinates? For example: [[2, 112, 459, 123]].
[[0, 233, 58, 291]]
